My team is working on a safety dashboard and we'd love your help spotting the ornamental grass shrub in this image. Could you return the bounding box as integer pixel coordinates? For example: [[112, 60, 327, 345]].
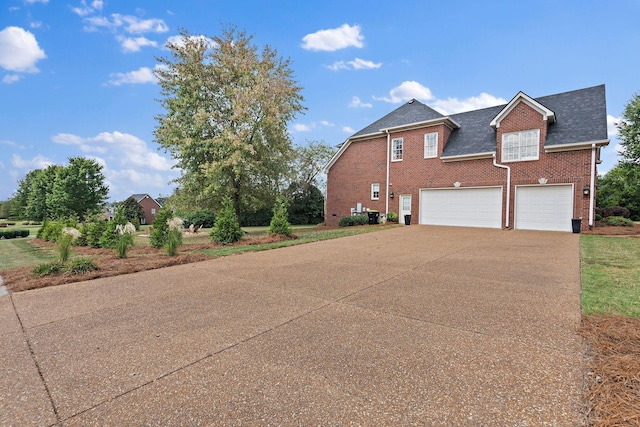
[[166, 216, 183, 256]]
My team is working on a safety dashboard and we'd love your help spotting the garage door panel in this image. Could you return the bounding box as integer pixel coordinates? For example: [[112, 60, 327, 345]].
[[515, 185, 573, 232], [420, 187, 502, 229]]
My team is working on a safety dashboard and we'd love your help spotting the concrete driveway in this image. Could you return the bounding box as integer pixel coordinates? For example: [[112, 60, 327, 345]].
[[1, 226, 584, 426]]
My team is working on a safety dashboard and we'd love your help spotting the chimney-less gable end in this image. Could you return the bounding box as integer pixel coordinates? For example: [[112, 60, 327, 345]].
[[490, 91, 556, 129]]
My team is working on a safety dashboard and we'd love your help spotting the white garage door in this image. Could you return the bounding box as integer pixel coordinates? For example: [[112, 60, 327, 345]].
[[515, 185, 573, 232], [420, 187, 502, 228]]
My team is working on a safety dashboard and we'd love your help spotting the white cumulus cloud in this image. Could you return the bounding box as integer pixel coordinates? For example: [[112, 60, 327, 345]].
[[118, 36, 158, 53], [163, 34, 216, 50], [374, 81, 434, 104], [2, 74, 21, 84], [301, 24, 364, 51], [84, 14, 168, 34], [342, 126, 355, 133], [349, 96, 372, 108], [326, 57, 381, 71], [11, 154, 53, 169], [107, 65, 159, 86], [607, 114, 620, 137], [431, 93, 507, 115], [25, 0, 48, 3], [0, 26, 46, 73], [293, 124, 311, 132]]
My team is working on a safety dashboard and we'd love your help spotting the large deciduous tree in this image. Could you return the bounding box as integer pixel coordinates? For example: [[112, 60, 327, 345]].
[[154, 27, 305, 222], [291, 140, 335, 190], [48, 157, 109, 219]]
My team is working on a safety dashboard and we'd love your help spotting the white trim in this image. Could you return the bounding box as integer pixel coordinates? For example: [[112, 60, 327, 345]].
[[371, 183, 380, 200], [424, 132, 438, 158], [544, 139, 610, 153], [385, 130, 390, 215], [501, 129, 540, 162], [380, 116, 460, 133], [490, 91, 556, 129], [440, 151, 495, 162], [391, 137, 403, 161]]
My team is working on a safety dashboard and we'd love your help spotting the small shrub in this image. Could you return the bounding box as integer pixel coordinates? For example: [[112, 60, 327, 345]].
[[114, 222, 136, 258], [58, 228, 81, 262], [604, 216, 634, 227], [68, 257, 98, 275], [595, 213, 603, 222], [31, 260, 67, 278], [166, 216, 183, 256], [268, 198, 292, 237], [210, 197, 243, 245], [601, 206, 631, 218], [387, 212, 399, 223], [81, 220, 107, 248], [150, 208, 174, 249], [38, 219, 65, 242], [338, 214, 368, 227]]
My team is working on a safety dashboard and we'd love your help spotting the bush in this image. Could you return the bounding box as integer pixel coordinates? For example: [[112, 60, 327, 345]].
[[268, 198, 292, 237], [150, 208, 174, 249], [31, 260, 67, 278], [387, 212, 399, 223], [68, 257, 98, 275], [604, 216, 634, 227], [114, 223, 136, 258], [595, 213, 603, 222], [239, 208, 272, 227], [81, 220, 107, 248], [38, 219, 65, 242], [210, 197, 243, 245], [181, 209, 216, 229], [166, 217, 183, 256], [338, 214, 368, 227], [601, 206, 631, 218]]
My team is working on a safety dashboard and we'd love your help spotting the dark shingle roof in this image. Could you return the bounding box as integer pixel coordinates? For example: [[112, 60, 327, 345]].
[[351, 99, 445, 137], [347, 85, 608, 157]]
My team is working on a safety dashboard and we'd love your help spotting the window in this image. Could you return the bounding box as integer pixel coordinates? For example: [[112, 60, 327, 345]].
[[502, 129, 540, 162], [424, 132, 438, 158], [371, 183, 380, 200], [392, 138, 403, 161], [151, 208, 156, 214]]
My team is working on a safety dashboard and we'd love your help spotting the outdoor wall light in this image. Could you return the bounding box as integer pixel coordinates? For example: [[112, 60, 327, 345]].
[[583, 185, 590, 196], [389, 191, 394, 199]]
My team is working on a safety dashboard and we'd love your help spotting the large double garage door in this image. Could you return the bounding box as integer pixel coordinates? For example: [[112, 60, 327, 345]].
[[419, 184, 574, 232]]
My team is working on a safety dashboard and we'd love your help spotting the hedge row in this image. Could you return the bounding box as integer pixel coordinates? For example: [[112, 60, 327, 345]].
[[0, 229, 30, 239], [338, 214, 369, 227]]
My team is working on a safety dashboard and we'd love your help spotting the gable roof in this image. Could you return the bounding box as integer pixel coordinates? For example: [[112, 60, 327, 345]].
[[326, 85, 609, 170], [129, 194, 162, 207]]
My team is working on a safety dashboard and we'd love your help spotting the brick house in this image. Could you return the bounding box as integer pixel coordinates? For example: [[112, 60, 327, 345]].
[[130, 194, 162, 225], [324, 85, 609, 232]]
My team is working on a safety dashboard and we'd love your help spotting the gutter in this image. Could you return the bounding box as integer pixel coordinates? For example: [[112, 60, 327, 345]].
[[493, 153, 511, 228], [385, 129, 390, 216], [589, 143, 596, 229]]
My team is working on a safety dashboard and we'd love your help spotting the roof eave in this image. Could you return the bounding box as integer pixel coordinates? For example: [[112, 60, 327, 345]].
[[380, 116, 460, 133], [440, 151, 495, 162], [544, 139, 610, 153]]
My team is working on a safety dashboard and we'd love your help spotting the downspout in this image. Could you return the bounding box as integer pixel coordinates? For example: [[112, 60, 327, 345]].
[[493, 153, 511, 228], [589, 143, 596, 229], [385, 129, 390, 216]]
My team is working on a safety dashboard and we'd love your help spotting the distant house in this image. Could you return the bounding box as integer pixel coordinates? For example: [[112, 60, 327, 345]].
[[130, 194, 162, 225], [324, 85, 609, 232], [103, 205, 115, 221]]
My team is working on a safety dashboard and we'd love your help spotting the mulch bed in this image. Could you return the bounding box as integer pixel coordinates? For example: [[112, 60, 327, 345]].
[[583, 221, 640, 236]]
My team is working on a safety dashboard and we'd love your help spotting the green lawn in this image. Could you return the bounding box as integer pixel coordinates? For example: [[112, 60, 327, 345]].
[[0, 237, 57, 270], [581, 235, 640, 318]]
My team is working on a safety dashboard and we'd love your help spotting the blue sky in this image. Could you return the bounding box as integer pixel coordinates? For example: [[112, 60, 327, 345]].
[[1, 0, 637, 202]]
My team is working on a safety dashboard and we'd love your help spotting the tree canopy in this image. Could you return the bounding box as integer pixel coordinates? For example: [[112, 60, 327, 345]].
[[618, 91, 640, 163], [154, 26, 305, 222]]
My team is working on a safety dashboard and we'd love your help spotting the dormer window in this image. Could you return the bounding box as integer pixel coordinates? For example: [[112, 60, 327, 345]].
[[502, 129, 540, 162], [392, 138, 403, 161], [424, 132, 438, 158]]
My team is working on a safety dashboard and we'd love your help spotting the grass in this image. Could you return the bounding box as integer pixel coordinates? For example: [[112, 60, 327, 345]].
[[0, 237, 57, 270], [581, 235, 640, 318]]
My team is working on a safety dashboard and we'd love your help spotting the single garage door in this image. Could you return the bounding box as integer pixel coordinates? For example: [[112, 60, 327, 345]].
[[515, 184, 573, 232], [420, 187, 502, 228]]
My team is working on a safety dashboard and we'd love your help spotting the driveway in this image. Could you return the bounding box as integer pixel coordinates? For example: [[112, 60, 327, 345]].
[[1, 226, 583, 426]]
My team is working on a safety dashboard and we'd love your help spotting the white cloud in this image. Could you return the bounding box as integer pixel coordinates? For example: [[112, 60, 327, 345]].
[[301, 24, 364, 52], [52, 131, 175, 171], [11, 154, 53, 169], [83, 14, 168, 34], [326, 57, 381, 72], [2, 74, 21, 84], [374, 81, 506, 114], [607, 114, 620, 137], [349, 96, 372, 108], [374, 81, 434, 104], [107, 65, 159, 86], [91, 0, 103, 10], [71, 0, 99, 16], [25, 0, 48, 3], [118, 36, 158, 53], [343, 126, 355, 133], [163, 34, 216, 50], [293, 123, 311, 132], [431, 93, 507, 115], [0, 26, 46, 73], [29, 21, 42, 28], [320, 120, 334, 127]]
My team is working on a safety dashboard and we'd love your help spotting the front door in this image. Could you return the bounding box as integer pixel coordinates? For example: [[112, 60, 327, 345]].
[[399, 194, 412, 225]]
